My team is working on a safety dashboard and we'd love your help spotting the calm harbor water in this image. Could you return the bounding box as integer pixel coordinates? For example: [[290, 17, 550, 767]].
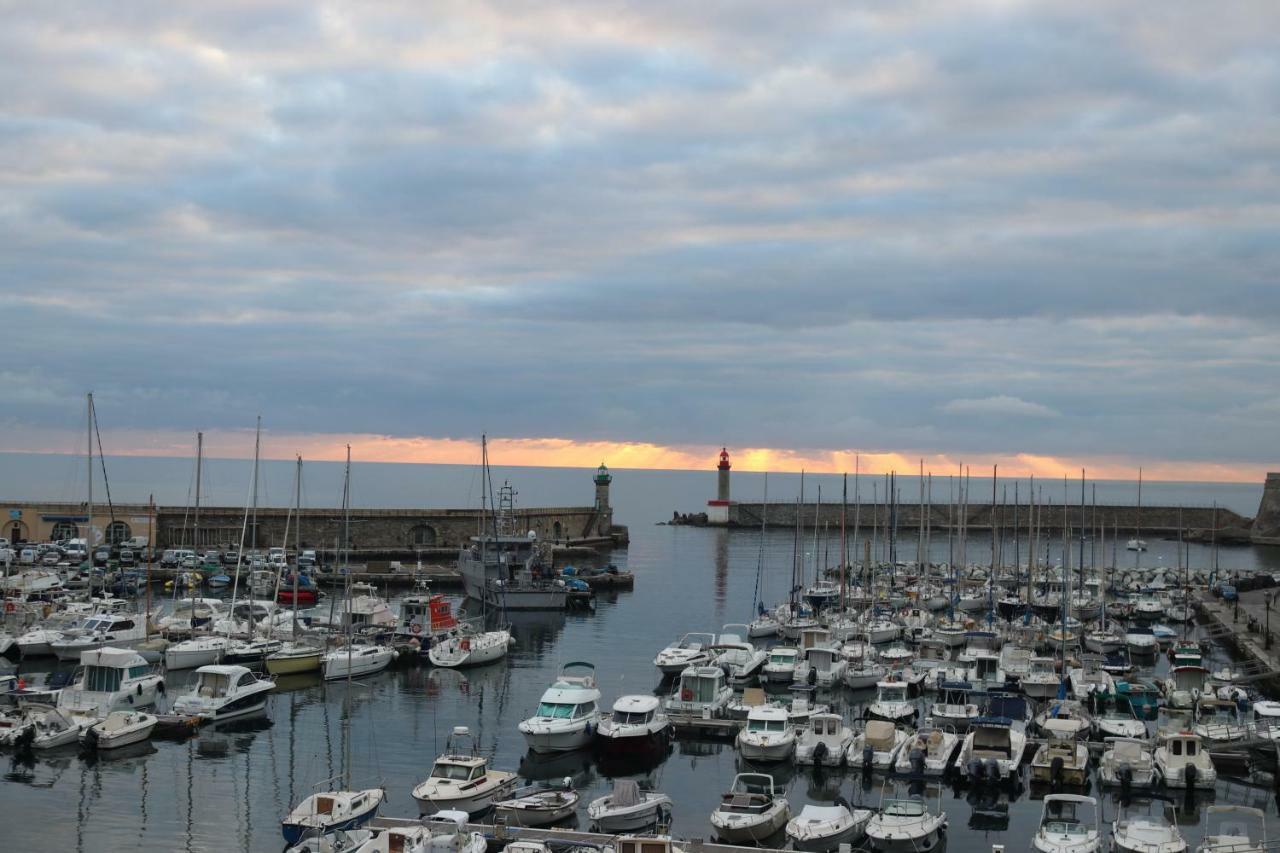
[[3, 456, 1280, 850]]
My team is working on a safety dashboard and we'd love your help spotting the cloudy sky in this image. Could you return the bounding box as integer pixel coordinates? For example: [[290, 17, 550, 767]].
[[3, 1, 1277, 480]]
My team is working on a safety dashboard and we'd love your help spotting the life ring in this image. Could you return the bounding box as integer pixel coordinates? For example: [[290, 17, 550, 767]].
[[410, 622, 422, 635], [3, 601, 14, 614], [460, 638, 471, 651], [681, 688, 693, 701]]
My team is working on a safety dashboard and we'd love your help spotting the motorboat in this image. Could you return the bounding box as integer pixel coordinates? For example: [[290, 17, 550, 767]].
[[412, 726, 517, 815], [493, 782, 580, 827], [929, 681, 978, 731], [156, 598, 226, 637], [959, 716, 1026, 782], [164, 634, 231, 670], [1098, 738, 1157, 789], [1, 702, 97, 749], [223, 636, 285, 665], [517, 661, 602, 754], [792, 644, 846, 688], [349, 818, 487, 853], [1035, 699, 1093, 740], [1031, 736, 1089, 786], [339, 583, 397, 631], [323, 642, 396, 681], [711, 625, 767, 684], [849, 719, 909, 771], [878, 645, 915, 671], [844, 660, 888, 691], [1194, 696, 1248, 744], [595, 695, 671, 754], [1164, 665, 1209, 710], [1067, 655, 1116, 700], [787, 802, 873, 852], [82, 710, 156, 750], [428, 628, 510, 668], [1083, 627, 1124, 655], [586, 779, 672, 832], [653, 632, 716, 676], [1094, 704, 1147, 740], [266, 641, 326, 676], [1032, 794, 1101, 853], [664, 665, 733, 718], [1021, 656, 1063, 700], [57, 646, 164, 715], [1154, 731, 1216, 789], [864, 795, 947, 853], [710, 773, 790, 844], [735, 705, 796, 762], [282, 788, 386, 847], [762, 647, 800, 683], [1112, 811, 1187, 853], [894, 726, 959, 777], [50, 612, 147, 661], [1126, 539, 1147, 552], [171, 664, 276, 721], [794, 711, 854, 766], [1197, 806, 1267, 853], [867, 679, 916, 723]]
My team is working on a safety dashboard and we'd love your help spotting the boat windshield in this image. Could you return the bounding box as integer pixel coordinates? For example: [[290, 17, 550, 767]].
[[195, 672, 231, 699], [748, 719, 787, 733], [884, 799, 926, 817], [537, 702, 576, 719], [769, 652, 793, 663], [431, 762, 474, 780], [880, 686, 907, 702], [613, 710, 652, 725], [82, 665, 123, 693]]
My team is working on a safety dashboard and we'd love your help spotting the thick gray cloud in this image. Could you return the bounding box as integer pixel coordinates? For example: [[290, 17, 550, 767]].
[[1, 0, 1278, 466]]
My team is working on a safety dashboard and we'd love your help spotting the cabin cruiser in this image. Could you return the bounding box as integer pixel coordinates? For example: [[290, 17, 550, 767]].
[[788, 802, 873, 853], [1031, 735, 1089, 786], [795, 711, 854, 766], [412, 726, 517, 815], [1155, 730, 1216, 789], [595, 695, 671, 754], [711, 625, 767, 684], [710, 773, 791, 844], [1112, 810, 1187, 853], [171, 664, 276, 721], [323, 641, 396, 681], [82, 710, 156, 750], [762, 646, 800, 683], [929, 681, 979, 731], [865, 795, 947, 853], [428, 627, 510, 668], [57, 647, 163, 716], [156, 598, 226, 637], [50, 612, 147, 661], [1194, 696, 1248, 744], [1022, 656, 1063, 700], [1099, 738, 1157, 789], [1197, 806, 1267, 853], [493, 782, 580, 828], [164, 634, 231, 670], [1035, 700, 1093, 740], [736, 705, 796, 762], [959, 716, 1026, 782], [1094, 704, 1147, 740], [1067, 655, 1115, 700], [1164, 665, 1209, 710], [282, 788, 386, 846], [586, 779, 671, 832], [518, 661, 601, 753], [653, 632, 716, 676], [792, 644, 846, 687], [849, 719, 909, 771], [665, 665, 733, 718], [894, 726, 959, 777], [339, 583, 397, 630], [868, 679, 916, 723], [1033, 795, 1101, 853]]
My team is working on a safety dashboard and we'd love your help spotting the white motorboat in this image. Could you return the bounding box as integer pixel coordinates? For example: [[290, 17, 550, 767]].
[[1197, 806, 1267, 853], [795, 712, 854, 766], [412, 727, 517, 815], [844, 660, 888, 690], [1124, 626, 1159, 656], [493, 782, 580, 827], [849, 719, 909, 771], [933, 619, 968, 648], [1095, 705, 1147, 740], [793, 644, 847, 688], [339, 583, 397, 631], [282, 788, 387, 847], [867, 679, 916, 724], [1022, 656, 1064, 700], [57, 646, 164, 716], [665, 665, 733, 718], [428, 628, 510, 668], [1112, 812, 1187, 853], [787, 802, 873, 853], [351, 818, 487, 853], [929, 680, 979, 731], [959, 716, 1026, 782], [736, 705, 795, 762], [653, 632, 716, 675], [1164, 665, 1209, 710], [1099, 738, 1157, 789], [711, 625, 767, 684], [865, 618, 901, 645], [323, 642, 396, 681], [1033, 794, 1102, 853], [586, 779, 672, 832], [157, 598, 226, 637], [1154, 731, 1216, 789], [1194, 696, 1248, 744], [171, 664, 276, 721], [1035, 700, 1093, 740], [82, 710, 156, 750], [894, 727, 960, 777], [1068, 655, 1116, 701], [865, 796, 947, 853], [710, 773, 790, 844], [0, 702, 97, 749], [164, 634, 231, 670], [1126, 539, 1147, 552], [1031, 736, 1090, 786], [518, 661, 602, 753], [595, 695, 671, 755], [762, 647, 799, 683], [50, 612, 147, 661]]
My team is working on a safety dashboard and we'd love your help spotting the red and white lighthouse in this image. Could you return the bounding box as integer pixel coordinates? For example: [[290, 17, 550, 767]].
[[707, 447, 732, 524]]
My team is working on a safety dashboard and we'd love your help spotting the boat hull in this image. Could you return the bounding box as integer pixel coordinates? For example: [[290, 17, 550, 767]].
[[713, 804, 790, 844], [265, 650, 324, 676]]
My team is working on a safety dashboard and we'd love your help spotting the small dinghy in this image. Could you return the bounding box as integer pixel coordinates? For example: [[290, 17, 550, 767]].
[[586, 779, 672, 832], [709, 773, 791, 844], [865, 794, 947, 853], [83, 710, 156, 750], [282, 788, 386, 846], [1032, 794, 1102, 853], [786, 801, 873, 853], [493, 781, 580, 827]]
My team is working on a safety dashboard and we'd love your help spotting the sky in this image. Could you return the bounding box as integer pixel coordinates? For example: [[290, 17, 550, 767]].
[[2, 1, 1278, 481]]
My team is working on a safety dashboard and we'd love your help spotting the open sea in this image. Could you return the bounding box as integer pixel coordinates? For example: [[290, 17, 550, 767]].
[[1, 453, 1279, 851]]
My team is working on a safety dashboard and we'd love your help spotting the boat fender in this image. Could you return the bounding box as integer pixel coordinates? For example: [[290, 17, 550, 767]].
[[681, 688, 693, 701], [3, 601, 13, 614], [411, 622, 422, 635], [156, 680, 165, 695], [1118, 763, 1132, 793]]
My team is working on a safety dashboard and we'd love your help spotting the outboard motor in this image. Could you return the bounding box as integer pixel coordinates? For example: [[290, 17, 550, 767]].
[[1117, 762, 1132, 795], [985, 757, 1000, 781], [1050, 755, 1065, 789], [13, 724, 35, 756], [862, 743, 874, 771], [812, 740, 829, 765], [1184, 764, 1198, 790], [909, 747, 925, 776], [967, 757, 986, 783]]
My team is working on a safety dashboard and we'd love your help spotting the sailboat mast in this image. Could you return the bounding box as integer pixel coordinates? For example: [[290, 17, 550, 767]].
[[852, 456, 861, 587], [194, 432, 203, 551], [917, 459, 924, 568], [86, 392, 93, 550], [226, 417, 260, 642], [292, 455, 302, 642], [840, 474, 847, 611]]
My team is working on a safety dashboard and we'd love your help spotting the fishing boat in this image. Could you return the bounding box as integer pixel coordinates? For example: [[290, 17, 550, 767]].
[[1194, 696, 1248, 744], [171, 664, 276, 721], [792, 644, 846, 687], [795, 711, 854, 766], [849, 719, 909, 771], [1032, 795, 1101, 853], [894, 726, 960, 777], [282, 788, 386, 847], [929, 681, 979, 731], [652, 632, 716, 676], [412, 726, 517, 816], [594, 695, 671, 754], [867, 678, 916, 723], [1022, 656, 1064, 700], [518, 661, 602, 753], [1098, 738, 1157, 789], [348, 819, 487, 853], [1154, 730, 1216, 789], [493, 782, 580, 827], [1035, 699, 1093, 740], [787, 801, 873, 853], [709, 773, 790, 844], [586, 779, 671, 832], [762, 646, 800, 683], [81, 710, 156, 750], [1197, 806, 1267, 853], [735, 705, 796, 762], [323, 641, 396, 681], [664, 665, 733, 718], [1067, 655, 1115, 700], [1112, 810, 1187, 853], [864, 794, 947, 853], [1094, 703, 1147, 739], [1164, 665, 1209, 709]]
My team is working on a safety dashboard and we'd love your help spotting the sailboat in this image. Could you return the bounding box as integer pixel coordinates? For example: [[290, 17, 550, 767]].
[[267, 455, 325, 676], [1127, 469, 1147, 551]]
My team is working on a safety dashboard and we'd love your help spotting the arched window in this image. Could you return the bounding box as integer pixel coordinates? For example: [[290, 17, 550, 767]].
[[106, 521, 131, 545], [50, 521, 79, 541], [409, 525, 437, 548], [553, 521, 563, 540]]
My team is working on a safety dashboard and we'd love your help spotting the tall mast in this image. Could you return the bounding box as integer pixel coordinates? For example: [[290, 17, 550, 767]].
[[1134, 467, 1143, 571], [145, 494, 154, 638], [839, 474, 847, 611], [194, 431, 203, 552], [851, 456, 861, 588], [917, 459, 925, 568], [226, 417, 260, 642], [86, 392, 93, 549], [292, 455, 302, 643]]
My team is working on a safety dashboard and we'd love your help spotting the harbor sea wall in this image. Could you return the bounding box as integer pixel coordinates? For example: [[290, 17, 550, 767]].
[[1251, 472, 1280, 544]]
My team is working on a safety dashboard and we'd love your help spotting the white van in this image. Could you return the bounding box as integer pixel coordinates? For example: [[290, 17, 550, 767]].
[[19, 548, 37, 565]]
